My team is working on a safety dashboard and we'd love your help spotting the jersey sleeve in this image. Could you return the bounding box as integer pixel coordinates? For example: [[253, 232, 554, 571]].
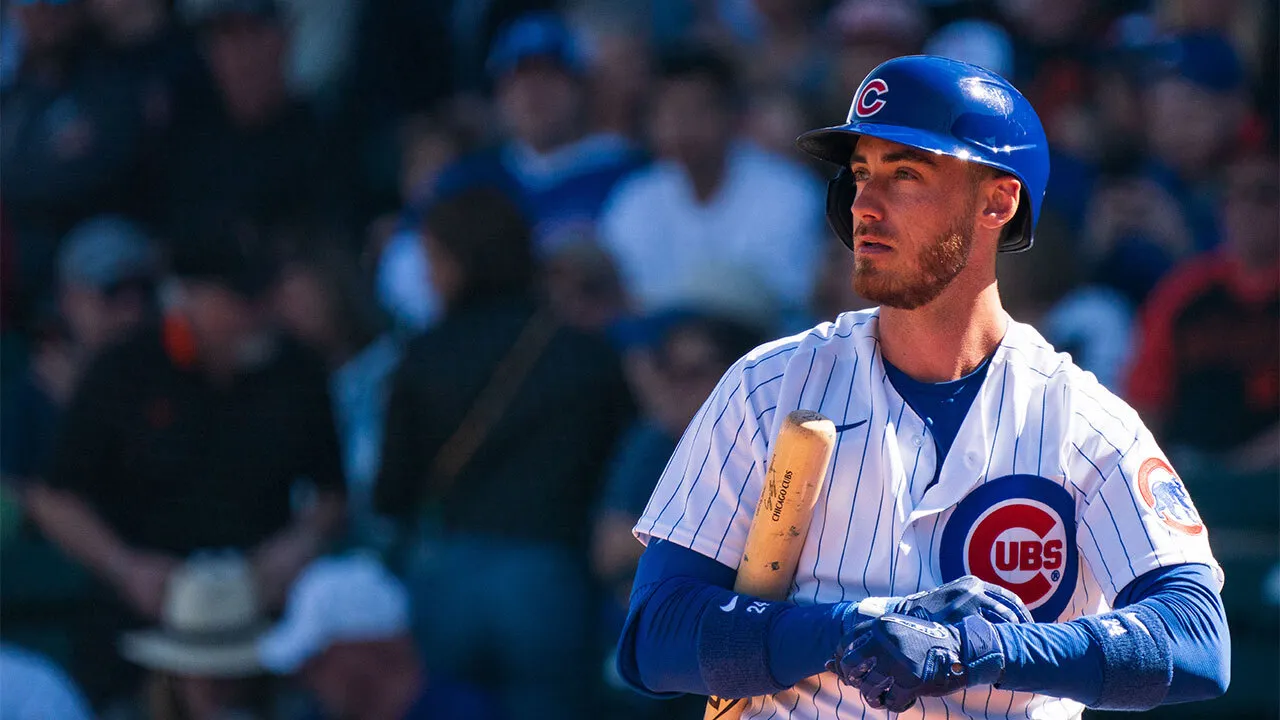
[[1071, 424, 1223, 603], [633, 358, 773, 568]]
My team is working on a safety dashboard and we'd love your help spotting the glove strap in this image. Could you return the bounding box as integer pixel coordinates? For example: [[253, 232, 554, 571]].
[[958, 616, 1006, 686], [857, 595, 901, 619]]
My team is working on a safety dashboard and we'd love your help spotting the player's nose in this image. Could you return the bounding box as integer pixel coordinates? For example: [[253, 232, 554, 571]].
[[850, 180, 885, 224]]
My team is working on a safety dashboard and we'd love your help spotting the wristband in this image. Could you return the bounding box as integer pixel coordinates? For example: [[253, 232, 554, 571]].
[[1077, 606, 1172, 710]]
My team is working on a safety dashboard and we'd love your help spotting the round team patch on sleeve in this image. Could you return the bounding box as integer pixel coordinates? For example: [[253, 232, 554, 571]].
[[940, 475, 1078, 623], [1136, 457, 1204, 536]]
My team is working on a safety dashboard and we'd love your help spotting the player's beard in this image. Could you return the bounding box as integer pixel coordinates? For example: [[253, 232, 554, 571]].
[[851, 200, 975, 310]]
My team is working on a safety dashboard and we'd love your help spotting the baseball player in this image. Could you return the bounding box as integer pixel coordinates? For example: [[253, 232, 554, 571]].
[[616, 56, 1230, 718]]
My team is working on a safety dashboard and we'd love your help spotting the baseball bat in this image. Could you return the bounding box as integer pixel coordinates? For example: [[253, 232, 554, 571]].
[[703, 409, 837, 720]]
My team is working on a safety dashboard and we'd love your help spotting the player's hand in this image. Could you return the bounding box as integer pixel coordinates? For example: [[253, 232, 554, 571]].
[[828, 614, 1006, 712], [894, 575, 1032, 625]]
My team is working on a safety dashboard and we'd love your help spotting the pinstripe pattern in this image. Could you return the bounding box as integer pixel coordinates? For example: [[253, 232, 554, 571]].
[[633, 310, 1221, 718]]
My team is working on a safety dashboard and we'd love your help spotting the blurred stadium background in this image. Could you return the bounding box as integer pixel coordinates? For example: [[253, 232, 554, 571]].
[[0, 0, 1275, 718]]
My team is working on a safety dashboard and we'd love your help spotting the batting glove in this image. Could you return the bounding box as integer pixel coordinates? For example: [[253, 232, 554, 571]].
[[893, 575, 1033, 625], [828, 613, 1006, 713]]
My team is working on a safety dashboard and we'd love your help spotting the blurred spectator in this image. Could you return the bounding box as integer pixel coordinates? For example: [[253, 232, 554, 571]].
[[118, 554, 277, 720], [396, 113, 479, 208], [997, 0, 1094, 52], [339, 0, 549, 216], [89, 0, 210, 132], [275, 246, 400, 548], [593, 310, 766, 603], [374, 12, 647, 332], [376, 187, 632, 720], [1141, 32, 1250, 252], [371, 111, 478, 332], [997, 0, 1102, 225], [923, 19, 1015, 78], [147, 0, 343, 242], [1041, 286, 1135, 392], [735, 0, 828, 105], [1083, 175, 1192, 305], [453, 11, 646, 253], [0, 215, 159, 484], [1126, 151, 1279, 468], [0, 4, 21, 90], [541, 235, 629, 333], [742, 86, 811, 159], [0, 643, 95, 720], [259, 555, 501, 720], [1034, 170, 1194, 389], [1, 0, 150, 324], [592, 309, 764, 720], [25, 221, 345, 707], [822, 0, 926, 121], [571, 3, 654, 142], [275, 0, 359, 109], [1156, 0, 1246, 34], [600, 45, 823, 319]]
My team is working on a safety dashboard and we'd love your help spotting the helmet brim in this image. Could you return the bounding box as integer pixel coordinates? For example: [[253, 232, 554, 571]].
[[795, 123, 1034, 253], [797, 122, 986, 172]]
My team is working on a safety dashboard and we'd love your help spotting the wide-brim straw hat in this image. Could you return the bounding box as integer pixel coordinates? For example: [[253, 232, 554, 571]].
[[120, 553, 268, 678]]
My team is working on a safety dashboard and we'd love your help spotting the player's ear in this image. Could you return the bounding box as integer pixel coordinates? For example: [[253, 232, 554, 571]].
[[977, 175, 1021, 232]]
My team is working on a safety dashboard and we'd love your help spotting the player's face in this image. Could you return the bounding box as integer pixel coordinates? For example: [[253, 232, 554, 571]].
[[846, 136, 982, 309]]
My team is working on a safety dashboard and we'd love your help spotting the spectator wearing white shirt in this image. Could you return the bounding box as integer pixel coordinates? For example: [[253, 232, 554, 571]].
[[600, 45, 824, 325]]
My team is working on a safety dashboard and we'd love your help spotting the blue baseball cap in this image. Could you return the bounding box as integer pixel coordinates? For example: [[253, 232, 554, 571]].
[[486, 12, 585, 80], [58, 216, 158, 289]]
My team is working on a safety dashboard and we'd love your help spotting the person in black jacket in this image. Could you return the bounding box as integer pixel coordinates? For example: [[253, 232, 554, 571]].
[[377, 186, 633, 720], [26, 220, 346, 709]]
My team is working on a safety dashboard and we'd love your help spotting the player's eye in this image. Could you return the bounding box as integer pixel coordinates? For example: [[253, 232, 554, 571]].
[[894, 167, 919, 180], [851, 168, 870, 183]]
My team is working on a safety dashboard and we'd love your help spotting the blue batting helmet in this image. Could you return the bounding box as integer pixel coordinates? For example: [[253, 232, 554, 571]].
[[796, 55, 1049, 253]]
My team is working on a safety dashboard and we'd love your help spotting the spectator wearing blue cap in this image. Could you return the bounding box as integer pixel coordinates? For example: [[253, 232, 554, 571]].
[[1, 215, 159, 486], [439, 11, 646, 255]]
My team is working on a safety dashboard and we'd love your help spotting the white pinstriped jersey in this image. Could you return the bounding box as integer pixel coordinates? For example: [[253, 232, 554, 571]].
[[634, 308, 1222, 720]]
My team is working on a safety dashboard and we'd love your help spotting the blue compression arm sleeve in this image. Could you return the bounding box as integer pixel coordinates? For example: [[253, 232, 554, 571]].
[[994, 563, 1229, 709], [617, 539, 853, 697]]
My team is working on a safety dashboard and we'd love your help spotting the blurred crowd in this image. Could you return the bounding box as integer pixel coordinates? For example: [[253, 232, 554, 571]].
[[0, 0, 1276, 718]]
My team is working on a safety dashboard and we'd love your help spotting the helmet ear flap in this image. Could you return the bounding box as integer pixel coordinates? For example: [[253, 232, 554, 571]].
[[825, 167, 857, 251]]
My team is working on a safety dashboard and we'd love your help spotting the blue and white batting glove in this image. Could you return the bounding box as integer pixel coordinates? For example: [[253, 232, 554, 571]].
[[892, 575, 1033, 625], [828, 614, 1006, 713], [847, 575, 1032, 633]]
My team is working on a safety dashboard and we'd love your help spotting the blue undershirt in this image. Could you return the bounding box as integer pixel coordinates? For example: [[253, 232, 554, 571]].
[[883, 354, 992, 490]]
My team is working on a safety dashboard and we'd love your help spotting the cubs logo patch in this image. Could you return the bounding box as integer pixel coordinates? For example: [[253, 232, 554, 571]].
[[940, 475, 1078, 622], [854, 78, 889, 118], [1136, 458, 1204, 536]]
